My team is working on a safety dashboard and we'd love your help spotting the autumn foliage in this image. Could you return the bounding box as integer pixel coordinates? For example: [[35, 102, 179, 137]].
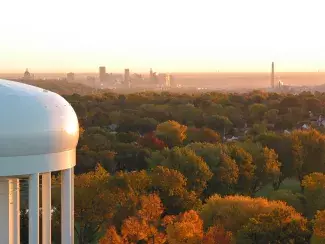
[[138, 132, 166, 150], [46, 91, 325, 243]]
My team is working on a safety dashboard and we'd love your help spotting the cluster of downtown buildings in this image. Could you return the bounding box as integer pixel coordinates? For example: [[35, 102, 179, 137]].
[[64, 67, 176, 90], [20, 67, 177, 90], [96, 66, 176, 89]]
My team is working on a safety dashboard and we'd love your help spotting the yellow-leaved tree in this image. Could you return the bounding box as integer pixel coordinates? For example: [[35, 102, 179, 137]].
[[302, 172, 325, 217], [155, 120, 187, 147], [311, 210, 325, 244], [52, 164, 113, 244]]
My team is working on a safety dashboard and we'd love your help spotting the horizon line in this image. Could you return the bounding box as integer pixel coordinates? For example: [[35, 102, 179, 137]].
[[0, 71, 324, 75]]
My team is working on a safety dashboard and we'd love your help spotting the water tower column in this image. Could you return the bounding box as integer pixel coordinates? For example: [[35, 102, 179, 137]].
[[61, 168, 74, 244], [71, 167, 74, 243], [12, 179, 20, 244], [0, 178, 16, 244], [29, 173, 39, 244], [42, 173, 52, 244]]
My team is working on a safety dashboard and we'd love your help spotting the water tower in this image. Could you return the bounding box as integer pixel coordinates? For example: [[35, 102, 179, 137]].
[[0, 79, 79, 244]]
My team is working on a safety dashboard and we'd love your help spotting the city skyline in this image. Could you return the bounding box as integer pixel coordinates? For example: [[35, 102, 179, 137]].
[[0, 0, 324, 73], [2, 68, 325, 75]]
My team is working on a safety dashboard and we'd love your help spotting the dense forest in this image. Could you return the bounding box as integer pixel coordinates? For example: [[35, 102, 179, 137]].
[[41, 90, 325, 243], [15, 79, 99, 95]]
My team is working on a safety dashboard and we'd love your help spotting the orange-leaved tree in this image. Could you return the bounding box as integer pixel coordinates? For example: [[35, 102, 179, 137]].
[[203, 225, 233, 244], [166, 210, 204, 244], [120, 194, 166, 244]]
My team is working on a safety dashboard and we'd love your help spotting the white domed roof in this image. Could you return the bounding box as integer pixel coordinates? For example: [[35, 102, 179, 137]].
[[0, 79, 79, 176]]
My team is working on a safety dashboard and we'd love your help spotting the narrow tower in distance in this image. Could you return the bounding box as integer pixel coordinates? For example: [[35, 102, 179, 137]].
[[271, 62, 275, 88], [99, 66, 106, 83], [124, 69, 131, 88], [124, 69, 130, 83], [150, 68, 153, 82]]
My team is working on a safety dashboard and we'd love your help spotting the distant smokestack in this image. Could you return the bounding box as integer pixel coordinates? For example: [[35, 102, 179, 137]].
[[271, 62, 275, 88]]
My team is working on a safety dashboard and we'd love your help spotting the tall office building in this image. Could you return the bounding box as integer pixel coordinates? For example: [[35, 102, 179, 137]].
[[157, 73, 171, 87], [271, 62, 275, 88], [124, 69, 130, 83], [124, 69, 131, 88], [99, 66, 106, 83], [165, 74, 171, 87], [150, 68, 158, 83]]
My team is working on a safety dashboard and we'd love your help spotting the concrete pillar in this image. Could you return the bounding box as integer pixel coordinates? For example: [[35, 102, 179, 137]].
[[71, 167, 74, 243], [12, 179, 20, 244], [29, 173, 39, 244], [61, 168, 73, 244], [0, 178, 14, 244], [42, 173, 51, 244]]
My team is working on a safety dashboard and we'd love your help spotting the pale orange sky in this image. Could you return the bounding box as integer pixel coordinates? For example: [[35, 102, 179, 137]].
[[0, 0, 324, 73]]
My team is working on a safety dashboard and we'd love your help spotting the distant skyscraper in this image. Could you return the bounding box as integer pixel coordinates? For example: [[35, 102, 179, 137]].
[[271, 62, 275, 88], [124, 69, 131, 88], [99, 66, 106, 83], [124, 69, 130, 83], [67, 72, 75, 82], [150, 68, 156, 83], [165, 74, 171, 87], [158, 73, 171, 87]]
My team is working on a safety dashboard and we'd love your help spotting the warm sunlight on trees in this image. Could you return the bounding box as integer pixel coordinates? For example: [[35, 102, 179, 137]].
[[53, 91, 325, 244], [99, 226, 123, 244], [187, 143, 239, 195], [202, 225, 233, 244], [52, 164, 111, 244], [150, 165, 201, 214], [156, 120, 187, 147], [150, 166, 187, 197], [239, 142, 281, 194], [166, 210, 204, 244], [121, 194, 166, 243], [226, 144, 255, 194], [152, 147, 213, 194], [302, 172, 325, 217], [237, 208, 310, 244], [312, 210, 325, 244], [257, 132, 303, 188], [200, 194, 300, 233]]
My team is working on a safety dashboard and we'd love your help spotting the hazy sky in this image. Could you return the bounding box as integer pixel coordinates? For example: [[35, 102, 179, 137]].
[[0, 0, 324, 73]]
